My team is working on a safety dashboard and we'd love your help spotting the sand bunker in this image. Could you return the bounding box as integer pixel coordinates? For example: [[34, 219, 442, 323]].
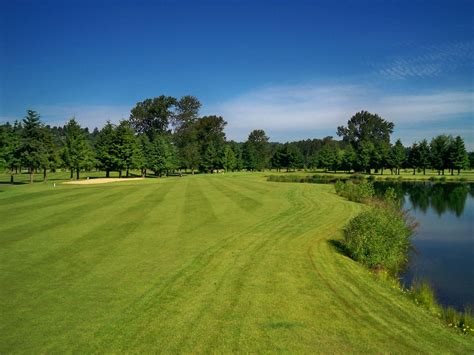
[[63, 177, 144, 185]]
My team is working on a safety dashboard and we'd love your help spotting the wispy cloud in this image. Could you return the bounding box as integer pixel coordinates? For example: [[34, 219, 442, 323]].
[[377, 41, 474, 79], [206, 83, 474, 145]]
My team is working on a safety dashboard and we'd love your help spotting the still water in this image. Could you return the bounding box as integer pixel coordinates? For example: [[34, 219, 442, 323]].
[[374, 182, 474, 311]]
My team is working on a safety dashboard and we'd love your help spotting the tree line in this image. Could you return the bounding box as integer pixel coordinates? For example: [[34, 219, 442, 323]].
[[0, 97, 472, 183]]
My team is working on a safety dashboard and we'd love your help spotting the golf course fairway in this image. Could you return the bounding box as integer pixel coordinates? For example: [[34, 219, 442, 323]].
[[1, 173, 472, 352]]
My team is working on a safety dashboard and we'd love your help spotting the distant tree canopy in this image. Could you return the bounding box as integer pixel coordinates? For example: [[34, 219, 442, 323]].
[[337, 111, 394, 173], [129, 96, 177, 137], [1, 103, 471, 183]]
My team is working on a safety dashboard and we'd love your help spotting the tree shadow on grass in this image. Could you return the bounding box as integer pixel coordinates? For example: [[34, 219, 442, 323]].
[[0, 181, 27, 185], [328, 239, 352, 258]]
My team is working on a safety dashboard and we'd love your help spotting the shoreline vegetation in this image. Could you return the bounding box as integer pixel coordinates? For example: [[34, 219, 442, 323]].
[[330, 178, 473, 336]]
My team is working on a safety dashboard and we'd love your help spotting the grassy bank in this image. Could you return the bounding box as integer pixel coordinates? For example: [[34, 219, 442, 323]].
[[1, 173, 472, 352]]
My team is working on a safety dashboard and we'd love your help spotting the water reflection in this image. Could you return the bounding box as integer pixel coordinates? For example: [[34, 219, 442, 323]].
[[374, 181, 474, 310], [374, 182, 473, 217]]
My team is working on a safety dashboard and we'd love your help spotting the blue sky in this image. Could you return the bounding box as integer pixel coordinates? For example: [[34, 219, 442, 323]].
[[1, 0, 473, 147]]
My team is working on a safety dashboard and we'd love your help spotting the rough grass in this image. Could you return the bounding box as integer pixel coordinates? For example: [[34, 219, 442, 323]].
[[0, 172, 472, 352]]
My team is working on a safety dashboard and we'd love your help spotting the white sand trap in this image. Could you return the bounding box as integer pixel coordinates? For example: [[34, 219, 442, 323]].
[[63, 177, 145, 185]]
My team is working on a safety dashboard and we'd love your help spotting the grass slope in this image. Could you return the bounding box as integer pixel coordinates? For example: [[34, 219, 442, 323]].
[[0, 173, 472, 352]]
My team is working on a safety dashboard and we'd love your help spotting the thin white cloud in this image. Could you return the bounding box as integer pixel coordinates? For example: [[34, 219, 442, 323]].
[[377, 41, 474, 80], [206, 83, 474, 145]]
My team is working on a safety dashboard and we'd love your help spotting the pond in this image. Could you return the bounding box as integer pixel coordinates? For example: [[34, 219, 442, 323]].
[[373, 181, 474, 311]]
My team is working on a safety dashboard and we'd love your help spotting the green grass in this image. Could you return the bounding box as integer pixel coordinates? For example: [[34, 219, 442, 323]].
[[1, 173, 473, 352]]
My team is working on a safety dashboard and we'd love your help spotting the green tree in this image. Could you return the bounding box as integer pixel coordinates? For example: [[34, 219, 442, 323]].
[[337, 111, 394, 149], [148, 135, 176, 176], [63, 118, 92, 180], [468, 151, 474, 170], [245, 129, 269, 171], [229, 141, 243, 171], [283, 143, 303, 171], [270, 145, 285, 171], [173, 95, 201, 127], [356, 141, 374, 174], [390, 139, 406, 175], [408, 142, 420, 175], [222, 145, 237, 172], [337, 111, 394, 173], [430, 135, 450, 175], [242, 141, 257, 171], [318, 143, 339, 173], [0, 123, 21, 183], [194, 115, 227, 172], [448, 136, 468, 175], [129, 96, 177, 138], [202, 141, 220, 173], [417, 139, 431, 175], [18, 110, 48, 183], [95, 121, 117, 177], [173, 96, 202, 172], [41, 128, 61, 182], [181, 142, 201, 174], [113, 121, 141, 177], [341, 144, 356, 172], [137, 134, 152, 176]]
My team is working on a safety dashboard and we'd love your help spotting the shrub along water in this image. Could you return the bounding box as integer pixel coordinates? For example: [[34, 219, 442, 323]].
[[267, 174, 340, 184], [334, 180, 375, 203], [341, 192, 415, 275], [336, 182, 473, 336]]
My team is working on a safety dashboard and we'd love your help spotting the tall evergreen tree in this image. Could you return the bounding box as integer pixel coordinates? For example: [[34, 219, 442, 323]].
[[18, 110, 47, 183], [63, 118, 92, 180], [41, 128, 60, 182], [148, 135, 177, 176], [270, 145, 285, 172], [202, 141, 220, 173], [242, 141, 257, 171], [430, 135, 450, 175], [112, 121, 140, 177], [408, 142, 420, 175], [245, 129, 269, 171], [390, 139, 406, 175], [95, 121, 117, 177], [222, 145, 237, 172], [449, 136, 468, 175], [417, 139, 431, 175], [194, 115, 227, 172], [0, 123, 21, 183]]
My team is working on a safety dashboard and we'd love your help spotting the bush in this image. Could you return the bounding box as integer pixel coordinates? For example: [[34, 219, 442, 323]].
[[334, 180, 375, 203], [410, 281, 440, 314], [343, 204, 415, 274]]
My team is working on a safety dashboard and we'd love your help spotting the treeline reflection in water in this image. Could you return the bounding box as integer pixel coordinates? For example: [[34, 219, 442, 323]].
[[374, 182, 474, 217]]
